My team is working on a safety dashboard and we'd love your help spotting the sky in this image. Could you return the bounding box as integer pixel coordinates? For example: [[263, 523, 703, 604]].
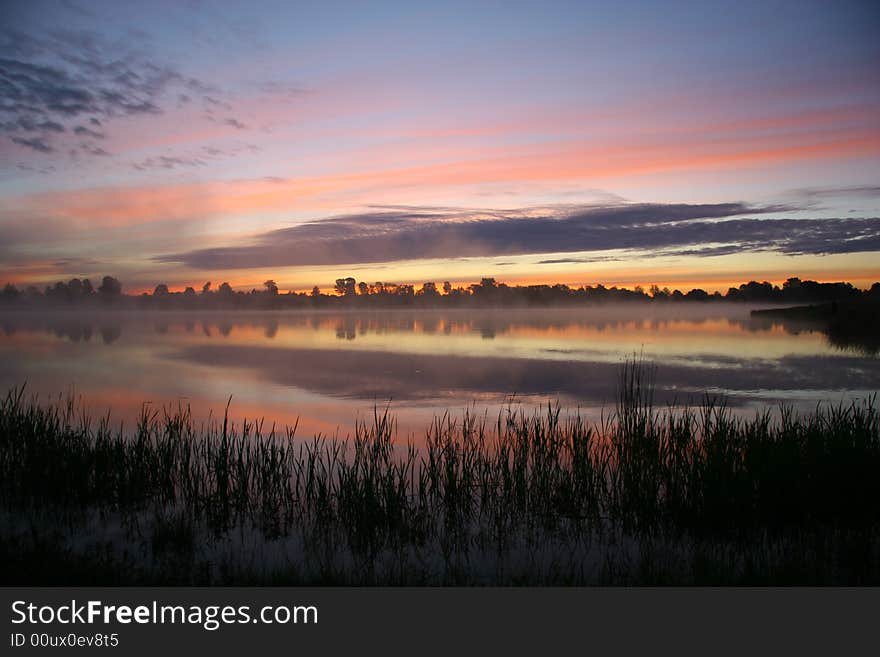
[[1, 0, 879, 293]]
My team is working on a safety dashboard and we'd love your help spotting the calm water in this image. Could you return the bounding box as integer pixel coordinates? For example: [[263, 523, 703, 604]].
[[1, 306, 877, 439]]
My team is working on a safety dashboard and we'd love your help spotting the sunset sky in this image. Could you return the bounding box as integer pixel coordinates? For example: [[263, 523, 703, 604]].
[[2, 0, 879, 293]]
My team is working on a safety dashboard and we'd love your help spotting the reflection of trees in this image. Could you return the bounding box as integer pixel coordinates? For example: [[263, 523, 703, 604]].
[[827, 330, 879, 357], [827, 306, 880, 357], [5, 304, 877, 362], [44, 319, 95, 342], [827, 331, 879, 357], [0, 312, 778, 346], [749, 302, 880, 357], [743, 315, 813, 335], [100, 324, 122, 344], [335, 319, 356, 340]]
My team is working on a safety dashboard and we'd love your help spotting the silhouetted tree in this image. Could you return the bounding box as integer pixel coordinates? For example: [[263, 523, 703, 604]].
[[783, 277, 802, 294], [5, 273, 876, 310], [685, 288, 709, 301], [419, 282, 439, 297], [46, 281, 67, 301], [67, 278, 83, 298], [335, 277, 356, 297], [98, 276, 122, 300], [2, 283, 19, 301]]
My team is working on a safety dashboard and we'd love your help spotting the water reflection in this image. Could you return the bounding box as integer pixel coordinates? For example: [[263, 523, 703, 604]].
[[2, 308, 871, 354], [0, 311, 760, 342], [170, 343, 880, 403], [0, 308, 875, 435]]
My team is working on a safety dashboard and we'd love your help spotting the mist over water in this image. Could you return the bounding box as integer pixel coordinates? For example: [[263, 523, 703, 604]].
[[1, 305, 876, 440]]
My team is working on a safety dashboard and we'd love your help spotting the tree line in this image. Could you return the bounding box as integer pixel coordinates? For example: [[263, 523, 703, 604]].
[[1, 275, 878, 310]]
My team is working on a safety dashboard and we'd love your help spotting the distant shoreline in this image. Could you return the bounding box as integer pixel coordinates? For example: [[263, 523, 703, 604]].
[[4, 276, 878, 311]]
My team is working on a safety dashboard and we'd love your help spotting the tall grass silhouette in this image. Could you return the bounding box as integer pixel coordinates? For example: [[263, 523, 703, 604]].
[[1, 360, 878, 584]]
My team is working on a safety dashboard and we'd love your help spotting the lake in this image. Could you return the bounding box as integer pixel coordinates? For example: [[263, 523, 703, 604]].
[[1, 305, 877, 441]]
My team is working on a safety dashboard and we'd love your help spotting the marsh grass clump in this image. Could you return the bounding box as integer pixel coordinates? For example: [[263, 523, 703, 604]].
[[1, 362, 878, 585]]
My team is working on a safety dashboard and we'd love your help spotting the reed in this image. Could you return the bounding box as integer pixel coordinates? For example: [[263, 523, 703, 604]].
[[1, 361, 878, 584]]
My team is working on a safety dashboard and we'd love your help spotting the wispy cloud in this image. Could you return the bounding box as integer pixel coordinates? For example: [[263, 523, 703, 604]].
[[131, 154, 207, 171], [155, 202, 880, 270], [536, 255, 626, 265], [129, 143, 259, 171], [0, 27, 217, 156], [73, 124, 104, 139], [787, 185, 880, 202], [222, 117, 246, 130], [78, 143, 110, 156], [10, 135, 52, 152]]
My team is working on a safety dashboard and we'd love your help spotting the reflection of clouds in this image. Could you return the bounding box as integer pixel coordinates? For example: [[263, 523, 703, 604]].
[[1, 310, 875, 410], [167, 343, 880, 407]]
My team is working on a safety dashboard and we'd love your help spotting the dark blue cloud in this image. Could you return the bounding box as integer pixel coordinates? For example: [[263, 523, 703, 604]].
[[1, 27, 217, 155], [156, 203, 880, 270], [10, 135, 52, 152], [788, 185, 880, 201], [222, 117, 246, 129], [72, 124, 104, 139]]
